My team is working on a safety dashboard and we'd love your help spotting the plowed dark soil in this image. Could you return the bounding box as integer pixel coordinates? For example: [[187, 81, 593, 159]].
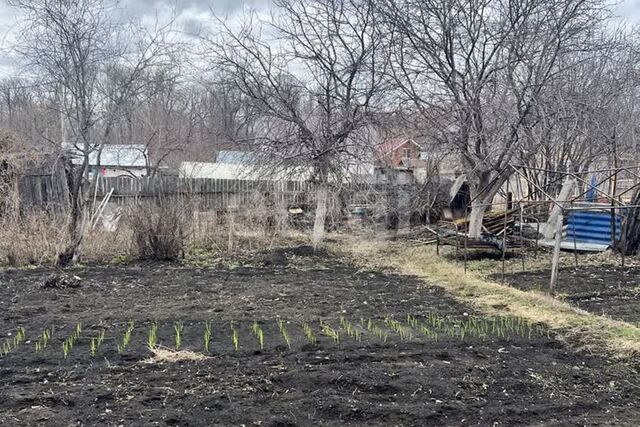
[[495, 263, 640, 324], [1, 247, 639, 426]]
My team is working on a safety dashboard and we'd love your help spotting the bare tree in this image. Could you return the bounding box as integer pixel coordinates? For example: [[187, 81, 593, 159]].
[[204, 0, 387, 247], [9, 0, 178, 265], [380, 0, 608, 237], [518, 31, 640, 200]]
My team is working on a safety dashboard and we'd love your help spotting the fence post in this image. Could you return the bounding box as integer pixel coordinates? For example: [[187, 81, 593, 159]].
[[549, 211, 564, 293]]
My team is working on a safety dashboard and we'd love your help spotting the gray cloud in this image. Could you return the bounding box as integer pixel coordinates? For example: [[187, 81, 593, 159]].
[[120, 0, 270, 17], [614, 0, 640, 23]]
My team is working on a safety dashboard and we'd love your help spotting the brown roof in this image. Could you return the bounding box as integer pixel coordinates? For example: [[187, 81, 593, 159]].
[[375, 138, 419, 159]]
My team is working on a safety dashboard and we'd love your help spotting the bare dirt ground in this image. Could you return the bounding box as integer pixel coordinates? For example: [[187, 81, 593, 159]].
[[1, 246, 640, 426], [494, 263, 640, 324]]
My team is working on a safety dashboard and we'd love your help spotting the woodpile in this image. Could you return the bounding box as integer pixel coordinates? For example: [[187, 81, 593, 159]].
[[452, 208, 520, 235]]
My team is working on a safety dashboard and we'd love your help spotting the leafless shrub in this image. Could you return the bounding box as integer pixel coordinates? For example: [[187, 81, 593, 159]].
[[0, 213, 68, 266], [126, 196, 192, 261], [0, 173, 19, 219]]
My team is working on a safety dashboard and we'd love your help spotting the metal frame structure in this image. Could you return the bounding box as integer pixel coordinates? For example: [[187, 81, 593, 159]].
[[448, 163, 640, 291]]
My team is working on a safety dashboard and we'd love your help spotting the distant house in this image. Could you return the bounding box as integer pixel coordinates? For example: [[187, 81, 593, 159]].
[[372, 138, 425, 184], [374, 138, 423, 170], [66, 144, 148, 178], [180, 161, 261, 180]]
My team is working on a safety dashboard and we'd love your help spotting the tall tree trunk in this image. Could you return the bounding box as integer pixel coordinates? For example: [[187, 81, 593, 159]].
[[616, 187, 640, 256], [57, 161, 85, 267], [312, 180, 329, 250], [543, 177, 575, 240], [467, 171, 494, 238], [385, 167, 399, 237], [468, 203, 489, 238]]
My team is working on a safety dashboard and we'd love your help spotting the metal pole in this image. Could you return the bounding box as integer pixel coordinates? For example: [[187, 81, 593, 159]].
[[621, 214, 627, 287], [464, 205, 468, 274], [501, 180, 509, 284], [520, 202, 525, 272], [571, 203, 578, 289]]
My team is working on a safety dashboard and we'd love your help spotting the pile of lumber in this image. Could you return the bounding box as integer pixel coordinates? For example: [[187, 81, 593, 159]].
[[452, 208, 520, 235]]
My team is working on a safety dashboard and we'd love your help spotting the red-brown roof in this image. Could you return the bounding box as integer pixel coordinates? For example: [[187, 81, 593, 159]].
[[375, 138, 419, 159]]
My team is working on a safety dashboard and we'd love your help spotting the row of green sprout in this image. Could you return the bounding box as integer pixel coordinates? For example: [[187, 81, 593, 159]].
[[1, 327, 26, 356], [0, 313, 548, 359]]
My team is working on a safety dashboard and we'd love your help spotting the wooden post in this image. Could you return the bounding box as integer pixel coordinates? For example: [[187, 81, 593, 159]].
[[227, 205, 235, 253], [549, 211, 564, 293]]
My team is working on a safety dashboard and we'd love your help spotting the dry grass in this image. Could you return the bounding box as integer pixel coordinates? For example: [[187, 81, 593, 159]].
[[0, 213, 136, 267], [0, 207, 308, 268], [336, 236, 640, 358], [461, 245, 639, 280], [144, 346, 209, 363], [189, 202, 303, 255], [82, 227, 135, 264], [0, 214, 69, 266]]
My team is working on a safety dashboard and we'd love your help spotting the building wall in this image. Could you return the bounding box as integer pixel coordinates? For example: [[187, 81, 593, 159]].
[[376, 141, 420, 168], [90, 165, 147, 178]]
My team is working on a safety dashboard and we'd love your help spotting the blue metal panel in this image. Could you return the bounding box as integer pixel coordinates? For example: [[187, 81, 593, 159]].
[[566, 210, 621, 245]]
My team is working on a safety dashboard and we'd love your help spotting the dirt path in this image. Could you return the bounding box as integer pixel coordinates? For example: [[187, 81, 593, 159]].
[[1, 247, 639, 426]]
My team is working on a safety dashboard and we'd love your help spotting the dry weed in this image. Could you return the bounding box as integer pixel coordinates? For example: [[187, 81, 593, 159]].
[[144, 346, 209, 363]]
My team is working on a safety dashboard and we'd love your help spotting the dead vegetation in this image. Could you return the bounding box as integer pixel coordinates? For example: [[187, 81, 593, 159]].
[[0, 192, 308, 267], [0, 214, 69, 267], [125, 196, 193, 261], [144, 346, 209, 363]]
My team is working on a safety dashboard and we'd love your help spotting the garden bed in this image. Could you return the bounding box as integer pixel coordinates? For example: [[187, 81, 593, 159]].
[[1, 247, 639, 426], [494, 264, 640, 324]]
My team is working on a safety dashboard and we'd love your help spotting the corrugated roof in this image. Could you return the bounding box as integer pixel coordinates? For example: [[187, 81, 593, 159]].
[[216, 150, 256, 165], [66, 144, 147, 167]]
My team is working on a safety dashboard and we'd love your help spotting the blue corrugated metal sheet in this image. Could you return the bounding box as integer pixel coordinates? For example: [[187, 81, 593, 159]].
[[566, 211, 621, 245]]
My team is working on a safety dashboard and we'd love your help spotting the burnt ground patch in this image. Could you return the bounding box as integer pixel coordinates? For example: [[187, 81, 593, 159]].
[[494, 263, 640, 324], [1, 248, 639, 426]]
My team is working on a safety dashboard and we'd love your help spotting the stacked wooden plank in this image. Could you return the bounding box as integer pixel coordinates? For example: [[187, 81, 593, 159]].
[[452, 208, 520, 235]]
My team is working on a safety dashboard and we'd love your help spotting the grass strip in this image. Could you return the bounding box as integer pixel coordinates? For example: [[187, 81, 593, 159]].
[[337, 239, 640, 357]]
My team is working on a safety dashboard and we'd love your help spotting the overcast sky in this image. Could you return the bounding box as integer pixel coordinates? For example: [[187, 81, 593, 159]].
[[0, 0, 638, 78]]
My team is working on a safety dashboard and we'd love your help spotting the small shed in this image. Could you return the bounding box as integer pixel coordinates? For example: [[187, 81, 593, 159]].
[[441, 174, 470, 220]]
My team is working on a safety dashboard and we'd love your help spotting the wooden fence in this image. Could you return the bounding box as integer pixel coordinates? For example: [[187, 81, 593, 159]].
[[94, 176, 315, 211], [17, 171, 69, 214], [16, 174, 417, 218]]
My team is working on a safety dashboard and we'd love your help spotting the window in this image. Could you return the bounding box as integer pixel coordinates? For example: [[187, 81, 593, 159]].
[[402, 148, 412, 159]]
